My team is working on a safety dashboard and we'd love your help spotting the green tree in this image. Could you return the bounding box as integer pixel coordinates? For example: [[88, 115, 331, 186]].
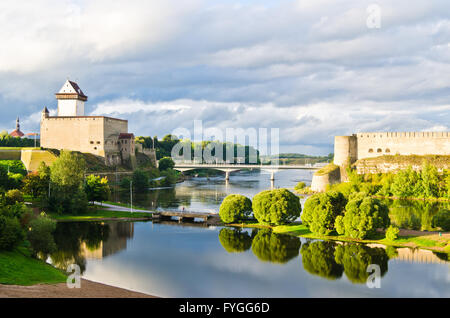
[[50, 151, 86, 191], [251, 229, 301, 264], [0, 215, 24, 251], [302, 191, 347, 235], [84, 175, 110, 203], [158, 157, 175, 171], [46, 151, 88, 214], [420, 161, 439, 198], [390, 167, 420, 198], [132, 169, 149, 192], [300, 241, 343, 280], [252, 189, 301, 225], [218, 228, 253, 253], [219, 194, 252, 223], [335, 193, 390, 239]]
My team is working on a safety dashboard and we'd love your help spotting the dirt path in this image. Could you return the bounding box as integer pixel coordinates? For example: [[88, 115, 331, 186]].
[[0, 279, 156, 298]]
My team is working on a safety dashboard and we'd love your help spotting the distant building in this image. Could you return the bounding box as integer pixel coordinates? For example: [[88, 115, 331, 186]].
[[9, 117, 25, 137], [40, 80, 136, 166]]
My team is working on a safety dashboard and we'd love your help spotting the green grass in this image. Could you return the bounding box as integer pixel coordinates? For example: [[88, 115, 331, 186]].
[[102, 200, 149, 211], [50, 210, 152, 221], [0, 245, 67, 286], [314, 163, 340, 176]]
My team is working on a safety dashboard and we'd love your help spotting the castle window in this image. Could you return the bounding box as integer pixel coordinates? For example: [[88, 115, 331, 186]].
[[368, 149, 374, 153], [90, 141, 94, 144], [94, 147, 97, 150], [385, 148, 391, 153], [97, 141, 100, 144], [377, 148, 382, 153]]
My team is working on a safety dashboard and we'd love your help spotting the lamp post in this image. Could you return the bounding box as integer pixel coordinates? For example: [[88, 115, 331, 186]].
[[130, 180, 133, 213]]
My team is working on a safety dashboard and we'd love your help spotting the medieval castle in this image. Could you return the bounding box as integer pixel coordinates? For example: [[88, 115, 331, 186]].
[[311, 132, 450, 192], [40, 80, 136, 166]]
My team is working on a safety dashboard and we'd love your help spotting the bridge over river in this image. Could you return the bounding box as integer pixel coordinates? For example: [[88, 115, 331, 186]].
[[173, 163, 324, 181]]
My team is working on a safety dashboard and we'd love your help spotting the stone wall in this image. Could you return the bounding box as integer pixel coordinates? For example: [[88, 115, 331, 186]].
[[311, 164, 341, 192], [41, 115, 128, 165]]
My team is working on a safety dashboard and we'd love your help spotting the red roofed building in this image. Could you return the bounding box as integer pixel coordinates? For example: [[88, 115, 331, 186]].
[[9, 117, 25, 137]]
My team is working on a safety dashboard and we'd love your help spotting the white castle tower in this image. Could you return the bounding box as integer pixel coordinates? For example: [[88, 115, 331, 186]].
[[55, 80, 87, 116]]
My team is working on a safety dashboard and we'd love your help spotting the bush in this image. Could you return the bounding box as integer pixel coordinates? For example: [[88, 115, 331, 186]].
[[432, 209, 450, 231], [219, 194, 252, 223], [252, 189, 301, 225], [158, 157, 175, 171], [335, 193, 390, 239], [385, 225, 400, 241], [302, 191, 347, 235], [27, 216, 57, 256], [5, 189, 24, 205], [294, 182, 306, 191], [0, 216, 24, 250]]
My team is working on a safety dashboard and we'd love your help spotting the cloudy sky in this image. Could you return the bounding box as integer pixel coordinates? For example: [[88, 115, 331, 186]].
[[1, 0, 450, 155]]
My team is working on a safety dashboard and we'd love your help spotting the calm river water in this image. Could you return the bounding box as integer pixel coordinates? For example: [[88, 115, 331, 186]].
[[51, 169, 449, 297]]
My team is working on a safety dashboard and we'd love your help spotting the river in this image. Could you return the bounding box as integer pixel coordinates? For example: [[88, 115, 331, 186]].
[[49, 169, 449, 297]]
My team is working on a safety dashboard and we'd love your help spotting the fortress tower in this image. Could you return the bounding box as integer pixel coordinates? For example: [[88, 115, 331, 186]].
[[56, 80, 87, 116]]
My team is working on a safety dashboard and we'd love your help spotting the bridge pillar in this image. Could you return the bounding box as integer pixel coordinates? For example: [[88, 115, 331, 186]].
[[225, 171, 230, 181], [270, 171, 275, 181]]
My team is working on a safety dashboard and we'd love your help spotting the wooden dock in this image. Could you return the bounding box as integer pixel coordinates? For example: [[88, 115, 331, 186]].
[[152, 211, 218, 223]]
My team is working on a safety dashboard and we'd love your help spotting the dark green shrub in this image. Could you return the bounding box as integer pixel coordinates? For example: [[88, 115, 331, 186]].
[[0, 216, 24, 250], [219, 194, 252, 223], [28, 215, 57, 255], [252, 189, 301, 225], [294, 182, 306, 191], [302, 191, 347, 235], [432, 209, 450, 231], [335, 193, 390, 239], [158, 157, 175, 171]]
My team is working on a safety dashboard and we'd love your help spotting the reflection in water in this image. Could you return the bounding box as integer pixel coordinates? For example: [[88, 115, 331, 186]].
[[218, 228, 253, 253], [334, 244, 389, 284], [388, 200, 449, 231], [50, 222, 134, 274], [251, 229, 301, 264], [300, 241, 343, 280]]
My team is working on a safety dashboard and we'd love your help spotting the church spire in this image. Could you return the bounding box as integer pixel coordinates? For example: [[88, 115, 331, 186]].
[[16, 117, 20, 130]]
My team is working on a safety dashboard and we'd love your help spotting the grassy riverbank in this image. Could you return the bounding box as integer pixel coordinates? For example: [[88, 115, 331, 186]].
[[0, 245, 67, 286], [49, 210, 152, 221], [227, 222, 450, 254]]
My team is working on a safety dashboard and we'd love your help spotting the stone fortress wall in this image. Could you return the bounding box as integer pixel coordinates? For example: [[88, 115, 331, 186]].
[[40, 114, 128, 166], [334, 132, 450, 166], [312, 131, 450, 192]]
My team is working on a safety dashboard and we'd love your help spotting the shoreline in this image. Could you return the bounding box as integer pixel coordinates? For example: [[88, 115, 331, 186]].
[[0, 278, 157, 298]]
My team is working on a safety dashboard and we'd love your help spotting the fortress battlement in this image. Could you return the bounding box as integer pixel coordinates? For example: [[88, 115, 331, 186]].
[[334, 131, 450, 166]]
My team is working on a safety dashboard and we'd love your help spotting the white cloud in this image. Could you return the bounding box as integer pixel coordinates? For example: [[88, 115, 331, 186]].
[[0, 0, 449, 154]]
